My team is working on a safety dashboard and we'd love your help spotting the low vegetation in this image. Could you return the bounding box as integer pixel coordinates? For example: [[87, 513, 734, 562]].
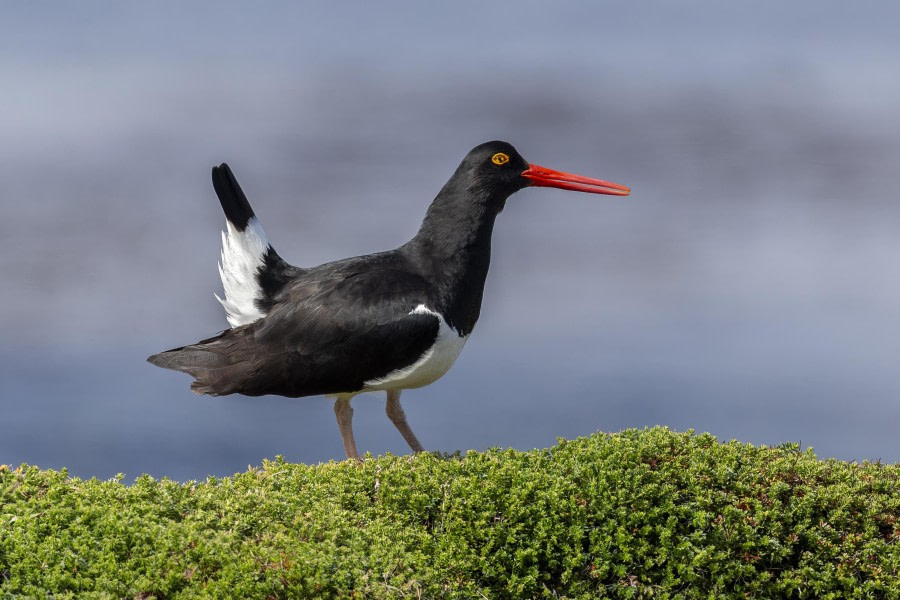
[[1, 428, 898, 598]]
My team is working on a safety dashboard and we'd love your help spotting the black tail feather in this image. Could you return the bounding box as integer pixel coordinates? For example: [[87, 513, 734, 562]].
[[147, 331, 243, 396], [212, 162, 255, 231]]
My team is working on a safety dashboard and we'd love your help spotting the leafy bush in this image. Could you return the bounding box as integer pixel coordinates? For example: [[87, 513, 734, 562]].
[[1, 428, 898, 598]]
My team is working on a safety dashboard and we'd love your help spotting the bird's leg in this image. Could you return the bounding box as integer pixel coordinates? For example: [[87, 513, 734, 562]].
[[333, 395, 359, 460], [385, 390, 425, 453]]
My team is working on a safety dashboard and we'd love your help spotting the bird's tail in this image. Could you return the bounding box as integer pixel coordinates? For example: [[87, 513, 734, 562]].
[[211, 163, 297, 328], [147, 331, 249, 396]]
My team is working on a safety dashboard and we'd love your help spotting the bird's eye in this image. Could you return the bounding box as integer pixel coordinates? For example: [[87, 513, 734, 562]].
[[491, 152, 510, 165]]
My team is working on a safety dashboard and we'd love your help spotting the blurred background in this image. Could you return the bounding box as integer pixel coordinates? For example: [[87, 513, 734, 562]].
[[2, 2, 899, 481]]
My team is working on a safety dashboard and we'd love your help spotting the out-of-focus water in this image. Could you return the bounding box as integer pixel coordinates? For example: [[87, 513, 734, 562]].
[[2, 2, 899, 480]]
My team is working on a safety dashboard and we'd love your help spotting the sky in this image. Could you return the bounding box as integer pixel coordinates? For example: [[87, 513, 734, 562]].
[[2, 2, 899, 480]]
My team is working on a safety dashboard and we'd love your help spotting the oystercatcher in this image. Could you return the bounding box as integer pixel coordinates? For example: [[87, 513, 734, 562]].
[[149, 141, 630, 459]]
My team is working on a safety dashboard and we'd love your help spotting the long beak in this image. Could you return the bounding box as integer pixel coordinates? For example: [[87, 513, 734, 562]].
[[521, 164, 630, 196]]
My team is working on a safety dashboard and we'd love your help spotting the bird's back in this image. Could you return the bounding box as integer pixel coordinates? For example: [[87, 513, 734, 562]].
[[150, 250, 446, 397]]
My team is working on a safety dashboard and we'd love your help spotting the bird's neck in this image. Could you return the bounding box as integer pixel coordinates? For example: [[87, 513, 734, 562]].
[[403, 184, 506, 336]]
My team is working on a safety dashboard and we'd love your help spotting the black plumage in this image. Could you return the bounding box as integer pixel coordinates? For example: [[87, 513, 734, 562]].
[[211, 163, 255, 230], [149, 141, 630, 459]]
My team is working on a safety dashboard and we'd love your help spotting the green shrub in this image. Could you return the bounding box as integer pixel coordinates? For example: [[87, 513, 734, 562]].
[[1, 428, 898, 598]]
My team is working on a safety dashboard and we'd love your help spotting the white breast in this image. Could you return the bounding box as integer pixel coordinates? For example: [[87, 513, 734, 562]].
[[364, 305, 469, 391]]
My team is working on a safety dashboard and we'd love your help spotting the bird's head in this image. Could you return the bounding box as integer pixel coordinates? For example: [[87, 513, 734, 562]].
[[459, 140, 631, 202]]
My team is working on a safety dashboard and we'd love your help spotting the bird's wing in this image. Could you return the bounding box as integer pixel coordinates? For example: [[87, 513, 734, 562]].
[[159, 266, 443, 398], [212, 163, 302, 327]]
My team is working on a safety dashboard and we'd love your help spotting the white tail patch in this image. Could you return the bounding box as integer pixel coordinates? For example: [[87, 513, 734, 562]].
[[215, 217, 269, 327]]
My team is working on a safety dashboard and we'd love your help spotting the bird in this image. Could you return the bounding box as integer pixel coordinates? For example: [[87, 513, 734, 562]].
[[148, 141, 630, 460]]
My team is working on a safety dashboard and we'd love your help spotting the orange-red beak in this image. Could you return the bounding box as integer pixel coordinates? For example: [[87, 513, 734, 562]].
[[521, 164, 630, 196]]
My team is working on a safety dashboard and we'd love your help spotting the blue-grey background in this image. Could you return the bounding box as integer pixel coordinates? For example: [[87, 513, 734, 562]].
[[2, 2, 899, 481]]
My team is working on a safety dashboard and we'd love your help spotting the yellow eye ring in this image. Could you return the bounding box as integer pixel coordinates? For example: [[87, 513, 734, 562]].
[[491, 152, 510, 165]]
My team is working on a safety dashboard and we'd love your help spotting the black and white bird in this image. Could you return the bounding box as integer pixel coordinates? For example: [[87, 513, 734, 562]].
[[149, 141, 630, 459]]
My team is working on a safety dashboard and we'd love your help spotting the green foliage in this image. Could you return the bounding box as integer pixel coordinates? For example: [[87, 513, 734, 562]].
[[1, 428, 898, 598]]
